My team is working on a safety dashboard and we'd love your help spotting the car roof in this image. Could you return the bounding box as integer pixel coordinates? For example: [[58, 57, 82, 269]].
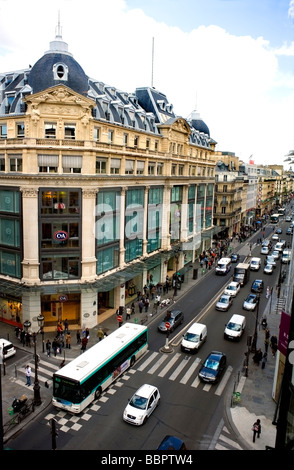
[[135, 384, 158, 398], [0, 338, 13, 346], [157, 435, 186, 450], [169, 309, 182, 317], [229, 314, 245, 322], [227, 281, 239, 286], [253, 279, 263, 283]]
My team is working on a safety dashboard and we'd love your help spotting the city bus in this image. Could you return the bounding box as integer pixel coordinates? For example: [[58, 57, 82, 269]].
[[270, 213, 280, 224], [52, 323, 148, 413]]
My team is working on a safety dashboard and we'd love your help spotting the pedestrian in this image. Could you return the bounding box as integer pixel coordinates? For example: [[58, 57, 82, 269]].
[[126, 306, 131, 320], [97, 327, 104, 341], [65, 331, 71, 349], [46, 339, 51, 357], [264, 328, 270, 353], [252, 418, 261, 442], [131, 302, 135, 315], [76, 330, 81, 344], [144, 298, 150, 313], [20, 329, 25, 346], [52, 337, 58, 357], [253, 348, 262, 366], [25, 332, 31, 347], [139, 299, 144, 313], [81, 335, 88, 352], [64, 318, 69, 333], [261, 352, 267, 369], [270, 335, 278, 356], [25, 365, 31, 386], [85, 328, 90, 340]]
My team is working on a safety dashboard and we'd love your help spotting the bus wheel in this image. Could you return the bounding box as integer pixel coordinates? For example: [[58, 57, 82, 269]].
[[95, 388, 102, 400], [130, 356, 135, 367]]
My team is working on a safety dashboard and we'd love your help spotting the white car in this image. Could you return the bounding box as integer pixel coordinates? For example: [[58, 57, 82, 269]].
[[123, 384, 160, 426], [264, 264, 274, 275], [260, 246, 269, 255], [271, 250, 280, 260], [215, 294, 233, 311], [271, 234, 279, 241], [0, 338, 16, 359], [223, 281, 240, 298]]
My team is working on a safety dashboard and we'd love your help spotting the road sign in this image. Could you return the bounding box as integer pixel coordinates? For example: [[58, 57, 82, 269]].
[[165, 322, 170, 329], [117, 315, 123, 323]]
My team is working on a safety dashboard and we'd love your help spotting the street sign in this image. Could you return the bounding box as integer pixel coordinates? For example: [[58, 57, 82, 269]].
[[117, 315, 123, 323], [165, 322, 170, 329]]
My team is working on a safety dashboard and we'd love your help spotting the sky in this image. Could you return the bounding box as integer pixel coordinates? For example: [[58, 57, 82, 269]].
[[1, 0, 294, 167]]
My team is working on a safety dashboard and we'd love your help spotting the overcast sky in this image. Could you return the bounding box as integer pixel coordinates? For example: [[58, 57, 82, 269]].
[[1, 0, 294, 167]]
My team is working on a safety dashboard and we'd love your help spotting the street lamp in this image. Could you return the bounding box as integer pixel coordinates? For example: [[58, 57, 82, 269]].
[[37, 314, 45, 353], [250, 295, 260, 354], [32, 332, 41, 406]]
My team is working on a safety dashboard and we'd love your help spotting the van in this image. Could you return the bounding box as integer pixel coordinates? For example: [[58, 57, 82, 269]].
[[181, 323, 207, 353], [0, 338, 16, 358], [224, 314, 246, 341], [250, 257, 261, 271], [215, 257, 231, 275]]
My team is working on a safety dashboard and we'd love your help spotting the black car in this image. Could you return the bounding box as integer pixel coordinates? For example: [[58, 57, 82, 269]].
[[158, 309, 184, 332], [231, 253, 240, 263], [198, 351, 227, 383], [251, 279, 264, 293]]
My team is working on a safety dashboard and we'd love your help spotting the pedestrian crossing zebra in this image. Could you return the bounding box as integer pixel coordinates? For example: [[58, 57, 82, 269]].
[[13, 357, 67, 390], [136, 350, 233, 394]]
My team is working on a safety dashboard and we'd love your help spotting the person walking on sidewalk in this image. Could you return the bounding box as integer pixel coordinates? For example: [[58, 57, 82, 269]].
[[66, 331, 71, 349], [252, 419, 261, 442], [126, 306, 131, 320], [270, 334, 278, 357], [264, 328, 270, 353]]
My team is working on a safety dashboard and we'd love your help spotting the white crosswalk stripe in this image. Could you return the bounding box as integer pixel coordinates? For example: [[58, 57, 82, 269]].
[[14, 357, 69, 390]]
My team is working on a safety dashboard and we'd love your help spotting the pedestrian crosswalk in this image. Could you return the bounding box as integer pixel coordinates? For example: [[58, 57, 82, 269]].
[[136, 350, 233, 394], [13, 356, 67, 390]]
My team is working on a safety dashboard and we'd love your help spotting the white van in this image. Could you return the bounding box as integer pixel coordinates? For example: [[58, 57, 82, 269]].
[[224, 314, 246, 341], [250, 257, 261, 271], [181, 323, 207, 353], [0, 338, 16, 359], [215, 257, 231, 275], [282, 250, 291, 264]]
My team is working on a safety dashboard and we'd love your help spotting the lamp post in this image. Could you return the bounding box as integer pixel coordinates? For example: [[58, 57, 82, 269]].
[[32, 331, 41, 406], [37, 314, 45, 353], [250, 295, 260, 354]]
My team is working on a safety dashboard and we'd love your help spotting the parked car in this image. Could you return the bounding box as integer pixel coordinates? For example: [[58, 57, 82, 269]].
[[215, 294, 233, 312], [198, 351, 227, 383], [260, 246, 269, 255], [123, 384, 160, 426], [230, 253, 240, 263], [158, 309, 184, 332], [223, 281, 240, 298], [264, 264, 274, 275], [251, 279, 264, 293], [243, 293, 259, 311]]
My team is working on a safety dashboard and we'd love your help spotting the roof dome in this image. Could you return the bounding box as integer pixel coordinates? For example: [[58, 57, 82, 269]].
[[190, 109, 210, 136], [28, 21, 88, 96]]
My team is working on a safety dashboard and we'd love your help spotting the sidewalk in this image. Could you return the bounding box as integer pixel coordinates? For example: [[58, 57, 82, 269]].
[[0, 232, 279, 449]]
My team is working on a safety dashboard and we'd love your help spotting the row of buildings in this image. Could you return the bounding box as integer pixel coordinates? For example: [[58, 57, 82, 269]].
[[0, 23, 293, 334]]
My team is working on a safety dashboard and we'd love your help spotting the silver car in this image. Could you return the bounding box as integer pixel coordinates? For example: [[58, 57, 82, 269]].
[[215, 294, 233, 312]]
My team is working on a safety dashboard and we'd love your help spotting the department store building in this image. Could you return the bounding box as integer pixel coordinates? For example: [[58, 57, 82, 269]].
[[0, 25, 218, 332]]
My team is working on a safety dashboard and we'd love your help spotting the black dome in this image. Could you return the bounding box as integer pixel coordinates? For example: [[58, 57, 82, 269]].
[[191, 118, 210, 137], [28, 52, 89, 96]]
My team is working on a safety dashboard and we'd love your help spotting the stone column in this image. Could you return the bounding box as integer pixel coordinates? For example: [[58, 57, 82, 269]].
[[21, 187, 40, 283], [81, 188, 98, 281]]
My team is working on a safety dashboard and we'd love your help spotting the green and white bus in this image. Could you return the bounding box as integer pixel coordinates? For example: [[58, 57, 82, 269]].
[[270, 213, 280, 224], [52, 323, 148, 413]]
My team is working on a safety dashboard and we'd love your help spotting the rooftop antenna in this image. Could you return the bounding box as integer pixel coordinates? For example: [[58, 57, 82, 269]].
[[151, 37, 154, 88], [56, 10, 62, 39]]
